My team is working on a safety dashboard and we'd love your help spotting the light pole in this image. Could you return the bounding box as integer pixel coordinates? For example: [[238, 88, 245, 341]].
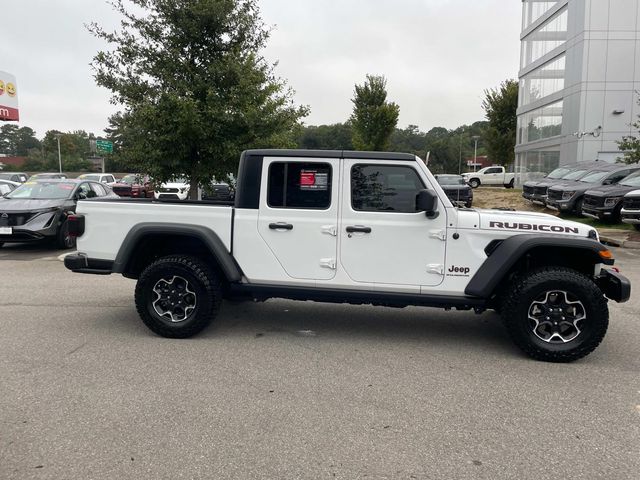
[[472, 135, 480, 172], [458, 128, 465, 174], [55, 133, 63, 173]]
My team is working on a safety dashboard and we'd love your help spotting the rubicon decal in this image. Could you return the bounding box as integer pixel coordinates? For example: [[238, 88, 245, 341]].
[[490, 221, 579, 234]]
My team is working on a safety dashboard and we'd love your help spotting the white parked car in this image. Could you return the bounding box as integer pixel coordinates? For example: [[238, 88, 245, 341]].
[[462, 166, 515, 189], [0, 179, 20, 195], [154, 177, 190, 200], [78, 173, 118, 186], [620, 189, 640, 231]]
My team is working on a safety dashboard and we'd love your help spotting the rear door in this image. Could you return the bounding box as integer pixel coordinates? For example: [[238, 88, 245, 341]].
[[257, 157, 340, 281], [340, 160, 447, 287]]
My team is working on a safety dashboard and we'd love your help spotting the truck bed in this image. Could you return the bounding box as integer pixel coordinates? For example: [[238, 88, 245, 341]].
[[76, 198, 234, 261]]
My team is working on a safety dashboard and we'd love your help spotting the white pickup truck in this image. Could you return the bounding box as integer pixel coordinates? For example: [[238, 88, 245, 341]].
[[462, 166, 515, 189], [64, 149, 630, 362]]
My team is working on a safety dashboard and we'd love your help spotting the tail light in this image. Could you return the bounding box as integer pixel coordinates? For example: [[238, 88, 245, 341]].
[[67, 214, 85, 237]]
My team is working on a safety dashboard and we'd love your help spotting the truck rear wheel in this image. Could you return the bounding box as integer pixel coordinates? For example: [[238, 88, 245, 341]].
[[135, 255, 222, 338], [500, 267, 608, 362]]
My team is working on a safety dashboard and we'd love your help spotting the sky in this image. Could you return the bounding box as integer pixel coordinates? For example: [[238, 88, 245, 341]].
[[0, 0, 522, 138]]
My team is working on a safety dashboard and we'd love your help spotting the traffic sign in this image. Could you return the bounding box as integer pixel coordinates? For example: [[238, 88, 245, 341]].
[[96, 139, 113, 154]]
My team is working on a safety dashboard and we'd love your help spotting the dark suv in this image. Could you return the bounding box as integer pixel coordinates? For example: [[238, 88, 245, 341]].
[[582, 171, 640, 221], [522, 162, 601, 205], [547, 164, 640, 215]]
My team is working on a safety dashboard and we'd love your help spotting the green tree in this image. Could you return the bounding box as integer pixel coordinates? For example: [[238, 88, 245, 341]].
[[482, 79, 518, 166], [89, 0, 308, 197], [350, 75, 400, 151], [297, 123, 353, 150], [0, 125, 41, 156], [617, 96, 640, 164]]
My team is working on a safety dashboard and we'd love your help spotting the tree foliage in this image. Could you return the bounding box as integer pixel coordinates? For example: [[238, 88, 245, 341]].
[[482, 79, 518, 166], [617, 95, 640, 164], [88, 0, 308, 196], [0, 125, 41, 156], [350, 75, 400, 151]]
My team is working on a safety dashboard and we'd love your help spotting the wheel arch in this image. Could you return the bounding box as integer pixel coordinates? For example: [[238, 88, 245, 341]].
[[465, 235, 613, 299], [113, 223, 242, 283]]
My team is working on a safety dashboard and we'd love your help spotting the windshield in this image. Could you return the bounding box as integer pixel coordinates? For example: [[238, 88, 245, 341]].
[[619, 172, 640, 187], [6, 182, 75, 200], [579, 171, 610, 183], [170, 177, 187, 184], [121, 174, 140, 184], [79, 174, 101, 181], [436, 176, 466, 186], [547, 167, 572, 179], [562, 169, 589, 180]]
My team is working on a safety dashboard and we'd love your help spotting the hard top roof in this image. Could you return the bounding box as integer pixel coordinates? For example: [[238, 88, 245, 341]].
[[242, 149, 416, 161]]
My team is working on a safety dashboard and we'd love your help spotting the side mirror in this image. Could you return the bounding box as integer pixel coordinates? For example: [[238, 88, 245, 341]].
[[416, 189, 438, 218]]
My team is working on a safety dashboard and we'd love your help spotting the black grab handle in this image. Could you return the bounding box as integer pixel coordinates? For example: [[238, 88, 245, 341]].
[[346, 226, 372, 234], [269, 223, 294, 230]]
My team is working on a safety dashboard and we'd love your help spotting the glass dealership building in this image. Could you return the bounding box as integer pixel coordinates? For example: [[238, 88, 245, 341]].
[[515, 0, 640, 183]]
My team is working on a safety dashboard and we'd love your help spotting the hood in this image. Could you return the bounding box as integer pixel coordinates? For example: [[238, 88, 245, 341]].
[[477, 208, 591, 238], [161, 182, 189, 189], [548, 180, 588, 191], [584, 184, 638, 197], [440, 184, 471, 191], [0, 198, 68, 212], [112, 182, 134, 188]]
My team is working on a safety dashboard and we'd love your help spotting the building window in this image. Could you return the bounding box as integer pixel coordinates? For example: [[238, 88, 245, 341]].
[[515, 149, 561, 184], [521, 8, 568, 69], [267, 162, 332, 209], [351, 165, 425, 213], [517, 100, 563, 144], [519, 55, 565, 107], [522, 0, 562, 30]]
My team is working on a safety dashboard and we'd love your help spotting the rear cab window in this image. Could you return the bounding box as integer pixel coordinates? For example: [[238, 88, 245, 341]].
[[267, 162, 332, 209]]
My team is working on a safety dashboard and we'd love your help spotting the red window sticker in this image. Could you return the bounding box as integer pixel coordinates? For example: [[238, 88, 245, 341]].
[[300, 171, 316, 186]]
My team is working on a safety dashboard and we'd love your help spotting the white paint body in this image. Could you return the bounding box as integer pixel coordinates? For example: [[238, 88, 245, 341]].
[[76, 155, 592, 297], [621, 189, 640, 225]]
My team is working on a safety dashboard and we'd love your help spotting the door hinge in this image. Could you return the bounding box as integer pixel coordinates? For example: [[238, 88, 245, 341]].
[[321, 225, 337, 236], [427, 264, 444, 275], [320, 258, 337, 270], [429, 230, 447, 241]]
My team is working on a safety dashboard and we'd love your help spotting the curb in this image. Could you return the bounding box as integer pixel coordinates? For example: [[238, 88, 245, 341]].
[[599, 235, 640, 249]]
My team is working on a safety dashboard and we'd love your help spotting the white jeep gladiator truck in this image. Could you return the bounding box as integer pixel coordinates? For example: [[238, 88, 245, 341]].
[[65, 149, 630, 362], [462, 166, 515, 189]]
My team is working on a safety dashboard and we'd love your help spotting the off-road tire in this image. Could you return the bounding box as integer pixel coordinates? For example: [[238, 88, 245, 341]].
[[469, 178, 480, 189], [500, 267, 608, 362], [56, 219, 76, 249], [135, 255, 222, 338]]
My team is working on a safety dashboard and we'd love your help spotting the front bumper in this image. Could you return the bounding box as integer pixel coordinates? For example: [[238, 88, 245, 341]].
[[582, 206, 616, 220], [621, 209, 640, 224], [596, 268, 631, 303], [0, 211, 62, 244], [64, 253, 114, 275], [546, 199, 574, 212]]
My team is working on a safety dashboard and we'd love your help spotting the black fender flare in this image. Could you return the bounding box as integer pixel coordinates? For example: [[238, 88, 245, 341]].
[[465, 235, 612, 298], [112, 223, 242, 282]]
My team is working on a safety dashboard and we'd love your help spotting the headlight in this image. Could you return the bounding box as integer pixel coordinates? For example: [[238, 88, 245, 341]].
[[604, 197, 622, 207], [562, 191, 576, 200]]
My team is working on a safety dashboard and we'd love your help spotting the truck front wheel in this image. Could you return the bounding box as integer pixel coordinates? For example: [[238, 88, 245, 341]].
[[135, 255, 222, 338], [500, 267, 608, 362], [469, 178, 480, 189]]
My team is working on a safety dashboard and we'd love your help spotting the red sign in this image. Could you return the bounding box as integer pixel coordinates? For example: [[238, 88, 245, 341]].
[[300, 171, 316, 186], [0, 71, 19, 121]]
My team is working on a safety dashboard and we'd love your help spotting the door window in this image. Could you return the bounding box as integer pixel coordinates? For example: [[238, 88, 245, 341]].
[[76, 183, 93, 199], [267, 162, 332, 209], [351, 164, 425, 213], [485, 167, 502, 174]]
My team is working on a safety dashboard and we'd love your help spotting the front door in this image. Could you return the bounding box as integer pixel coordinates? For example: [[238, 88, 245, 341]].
[[340, 160, 447, 287], [257, 157, 339, 281]]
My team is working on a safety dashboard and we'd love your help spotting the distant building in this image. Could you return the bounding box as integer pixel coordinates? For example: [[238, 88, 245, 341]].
[[465, 155, 491, 170], [0, 156, 27, 169], [515, 0, 640, 183]]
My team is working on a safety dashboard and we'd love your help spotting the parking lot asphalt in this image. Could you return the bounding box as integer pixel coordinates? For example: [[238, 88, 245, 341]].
[[1, 243, 639, 480]]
